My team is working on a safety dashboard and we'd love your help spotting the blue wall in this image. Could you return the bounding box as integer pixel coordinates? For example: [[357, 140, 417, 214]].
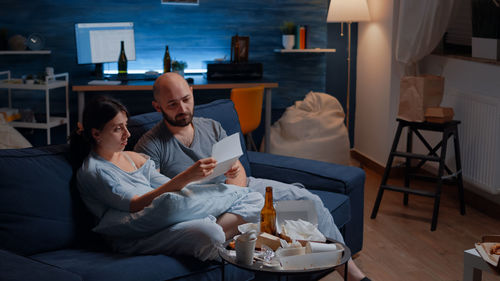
[[326, 22, 359, 145], [0, 0, 357, 145]]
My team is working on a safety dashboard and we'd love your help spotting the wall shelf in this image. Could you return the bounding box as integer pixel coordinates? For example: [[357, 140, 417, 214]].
[[0, 50, 51, 55], [274, 48, 336, 53]]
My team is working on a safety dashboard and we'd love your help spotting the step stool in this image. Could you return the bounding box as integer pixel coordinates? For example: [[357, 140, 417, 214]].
[[370, 118, 466, 231]]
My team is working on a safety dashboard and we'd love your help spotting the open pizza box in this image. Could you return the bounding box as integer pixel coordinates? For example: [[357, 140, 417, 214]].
[[275, 200, 319, 245], [273, 200, 344, 269], [474, 235, 500, 272]]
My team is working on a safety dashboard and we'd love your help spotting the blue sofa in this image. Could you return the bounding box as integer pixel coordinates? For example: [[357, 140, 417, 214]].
[[0, 99, 365, 281]]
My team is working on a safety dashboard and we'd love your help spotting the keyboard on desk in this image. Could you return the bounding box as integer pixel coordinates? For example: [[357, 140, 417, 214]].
[[87, 80, 122, 85], [105, 74, 159, 81]]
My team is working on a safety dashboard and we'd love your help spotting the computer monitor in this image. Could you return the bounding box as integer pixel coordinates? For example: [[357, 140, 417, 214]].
[[75, 22, 136, 78]]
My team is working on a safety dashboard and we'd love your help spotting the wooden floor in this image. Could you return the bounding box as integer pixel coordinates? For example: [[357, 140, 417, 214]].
[[321, 166, 500, 281]]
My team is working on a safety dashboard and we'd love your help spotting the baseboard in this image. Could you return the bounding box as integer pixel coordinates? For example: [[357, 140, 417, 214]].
[[350, 149, 500, 220], [350, 149, 406, 177]]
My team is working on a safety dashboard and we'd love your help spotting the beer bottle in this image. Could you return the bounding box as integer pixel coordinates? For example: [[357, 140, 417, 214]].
[[260, 186, 277, 235], [118, 41, 127, 79], [163, 45, 171, 73]]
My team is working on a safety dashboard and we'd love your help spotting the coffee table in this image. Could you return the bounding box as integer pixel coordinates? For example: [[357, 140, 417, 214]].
[[218, 238, 351, 281]]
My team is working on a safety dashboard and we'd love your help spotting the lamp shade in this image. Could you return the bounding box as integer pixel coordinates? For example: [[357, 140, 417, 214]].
[[327, 0, 371, 22]]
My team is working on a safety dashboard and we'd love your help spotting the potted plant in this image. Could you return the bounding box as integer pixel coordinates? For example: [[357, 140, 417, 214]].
[[280, 21, 296, 50], [171, 60, 187, 77], [471, 0, 500, 60]]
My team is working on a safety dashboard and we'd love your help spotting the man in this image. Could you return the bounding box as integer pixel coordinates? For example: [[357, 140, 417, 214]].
[[134, 73, 370, 281]]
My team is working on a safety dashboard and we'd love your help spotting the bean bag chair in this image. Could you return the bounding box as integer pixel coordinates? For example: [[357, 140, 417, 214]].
[[265, 91, 350, 166]]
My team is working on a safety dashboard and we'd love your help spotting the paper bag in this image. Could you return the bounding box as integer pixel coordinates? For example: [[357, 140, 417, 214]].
[[398, 75, 444, 122]]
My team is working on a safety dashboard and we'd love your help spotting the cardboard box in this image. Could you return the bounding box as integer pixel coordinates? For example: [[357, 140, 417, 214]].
[[255, 232, 282, 251], [475, 235, 500, 271], [424, 107, 454, 123], [275, 200, 318, 227], [274, 200, 322, 246], [279, 248, 343, 270]]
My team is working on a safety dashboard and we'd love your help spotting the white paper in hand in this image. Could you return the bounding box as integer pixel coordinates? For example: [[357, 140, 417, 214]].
[[196, 132, 243, 183]]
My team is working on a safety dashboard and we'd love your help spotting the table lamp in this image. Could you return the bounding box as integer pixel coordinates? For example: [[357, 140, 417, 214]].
[[327, 0, 370, 130]]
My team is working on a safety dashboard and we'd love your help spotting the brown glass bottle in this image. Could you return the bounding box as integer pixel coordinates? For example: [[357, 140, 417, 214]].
[[118, 41, 127, 79], [163, 45, 171, 73], [260, 186, 276, 235]]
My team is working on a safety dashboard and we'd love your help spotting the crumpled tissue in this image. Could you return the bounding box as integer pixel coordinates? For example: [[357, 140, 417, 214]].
[[280, 219, 326, 242]]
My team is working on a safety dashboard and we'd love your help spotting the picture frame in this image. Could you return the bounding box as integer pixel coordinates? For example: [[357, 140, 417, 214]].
[[161, 0, 199, 5], [231, 36, 249, 63]]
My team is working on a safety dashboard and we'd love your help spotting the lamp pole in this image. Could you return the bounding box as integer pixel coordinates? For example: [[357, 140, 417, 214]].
[[327, 0, 370, 131], [346, 21, 352, 131]]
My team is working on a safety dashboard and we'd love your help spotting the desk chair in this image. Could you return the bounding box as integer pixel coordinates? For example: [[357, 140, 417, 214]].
[[230, 87, 264, 151]]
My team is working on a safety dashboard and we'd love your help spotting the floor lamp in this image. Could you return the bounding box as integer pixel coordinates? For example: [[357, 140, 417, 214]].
[[327, 0, 370, 131]]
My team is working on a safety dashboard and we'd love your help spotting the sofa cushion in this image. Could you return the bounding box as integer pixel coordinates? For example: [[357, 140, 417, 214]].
[[127, 99, 251, 175], [1, 249, 82, 281], [30, 249, 253, 281], [308, 190, 350, 231], [0, 145, 79, 255]]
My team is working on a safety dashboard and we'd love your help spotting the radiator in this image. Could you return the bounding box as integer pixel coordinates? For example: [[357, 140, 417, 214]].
[[444, 91, 500, 195]]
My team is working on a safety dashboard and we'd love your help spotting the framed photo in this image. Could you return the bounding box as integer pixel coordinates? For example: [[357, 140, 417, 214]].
[[161, 0, 198, 5], [231, 36, 249, 63]]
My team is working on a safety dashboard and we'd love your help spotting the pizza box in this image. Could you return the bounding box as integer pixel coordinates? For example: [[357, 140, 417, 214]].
[[474, 235, 500, 272]]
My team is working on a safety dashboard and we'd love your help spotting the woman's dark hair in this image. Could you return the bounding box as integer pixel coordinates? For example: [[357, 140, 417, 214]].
[[69, 96, 129, 170]]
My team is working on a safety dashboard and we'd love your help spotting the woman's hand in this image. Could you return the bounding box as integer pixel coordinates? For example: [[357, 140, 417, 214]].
[[131, 158, 217, 213], [224, 162, 240, 179], [186, 157, 217, 181], [224, 160, 247, 187]]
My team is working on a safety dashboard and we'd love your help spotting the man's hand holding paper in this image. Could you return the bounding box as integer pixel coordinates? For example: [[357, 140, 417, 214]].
[[191, 133, 243, 184]]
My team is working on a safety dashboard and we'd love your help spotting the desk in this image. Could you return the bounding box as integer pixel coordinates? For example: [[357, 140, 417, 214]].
[[72, 77, 278, 153], [463, 248, 499, 281]]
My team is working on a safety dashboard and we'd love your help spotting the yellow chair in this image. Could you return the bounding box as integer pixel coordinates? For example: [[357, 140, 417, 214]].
[[230, 86, 264, 151]]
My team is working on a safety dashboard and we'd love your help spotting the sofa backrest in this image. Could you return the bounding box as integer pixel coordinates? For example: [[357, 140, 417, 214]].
[[127, 99, 252, 175], [0, 145, 99, 256]]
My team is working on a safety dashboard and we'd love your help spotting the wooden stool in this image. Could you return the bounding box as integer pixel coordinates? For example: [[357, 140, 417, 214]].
[[370, 118, 466, 231]]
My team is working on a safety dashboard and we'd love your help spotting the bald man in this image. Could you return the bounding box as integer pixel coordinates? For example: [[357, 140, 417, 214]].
[[134, 73, 370, 281]]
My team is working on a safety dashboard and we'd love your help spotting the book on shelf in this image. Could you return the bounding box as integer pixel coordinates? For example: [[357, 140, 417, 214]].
[[295, 25, 308, 49]]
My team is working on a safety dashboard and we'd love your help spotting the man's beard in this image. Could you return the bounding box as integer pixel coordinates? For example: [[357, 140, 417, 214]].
[[161, 108, 193, 127]]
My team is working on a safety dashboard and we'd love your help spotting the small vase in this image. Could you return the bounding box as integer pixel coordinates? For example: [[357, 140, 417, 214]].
[[282, 35, 295, 50]]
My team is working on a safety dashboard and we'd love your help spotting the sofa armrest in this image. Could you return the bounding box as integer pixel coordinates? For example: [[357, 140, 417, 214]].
[[247, 151, 365, 195], [0, 249, 82, 281]]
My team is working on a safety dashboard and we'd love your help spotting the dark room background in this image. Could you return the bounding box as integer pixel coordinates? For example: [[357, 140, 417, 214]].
[[0, 0, 357, 146]]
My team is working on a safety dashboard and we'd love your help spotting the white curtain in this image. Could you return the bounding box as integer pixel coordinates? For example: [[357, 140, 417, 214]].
[[395, 0, 455, 74]]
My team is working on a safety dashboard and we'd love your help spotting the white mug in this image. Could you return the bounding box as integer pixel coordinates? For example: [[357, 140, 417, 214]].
[[235, 230, 257, 265]]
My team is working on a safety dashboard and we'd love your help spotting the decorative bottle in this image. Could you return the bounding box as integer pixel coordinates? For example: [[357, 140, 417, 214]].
[[260, 186, 277, 235], [118, 41, 127, 79], [163, 45, 171, 73]]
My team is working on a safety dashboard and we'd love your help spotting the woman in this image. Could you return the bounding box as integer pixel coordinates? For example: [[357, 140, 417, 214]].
[[69, 96, 263, 261]]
